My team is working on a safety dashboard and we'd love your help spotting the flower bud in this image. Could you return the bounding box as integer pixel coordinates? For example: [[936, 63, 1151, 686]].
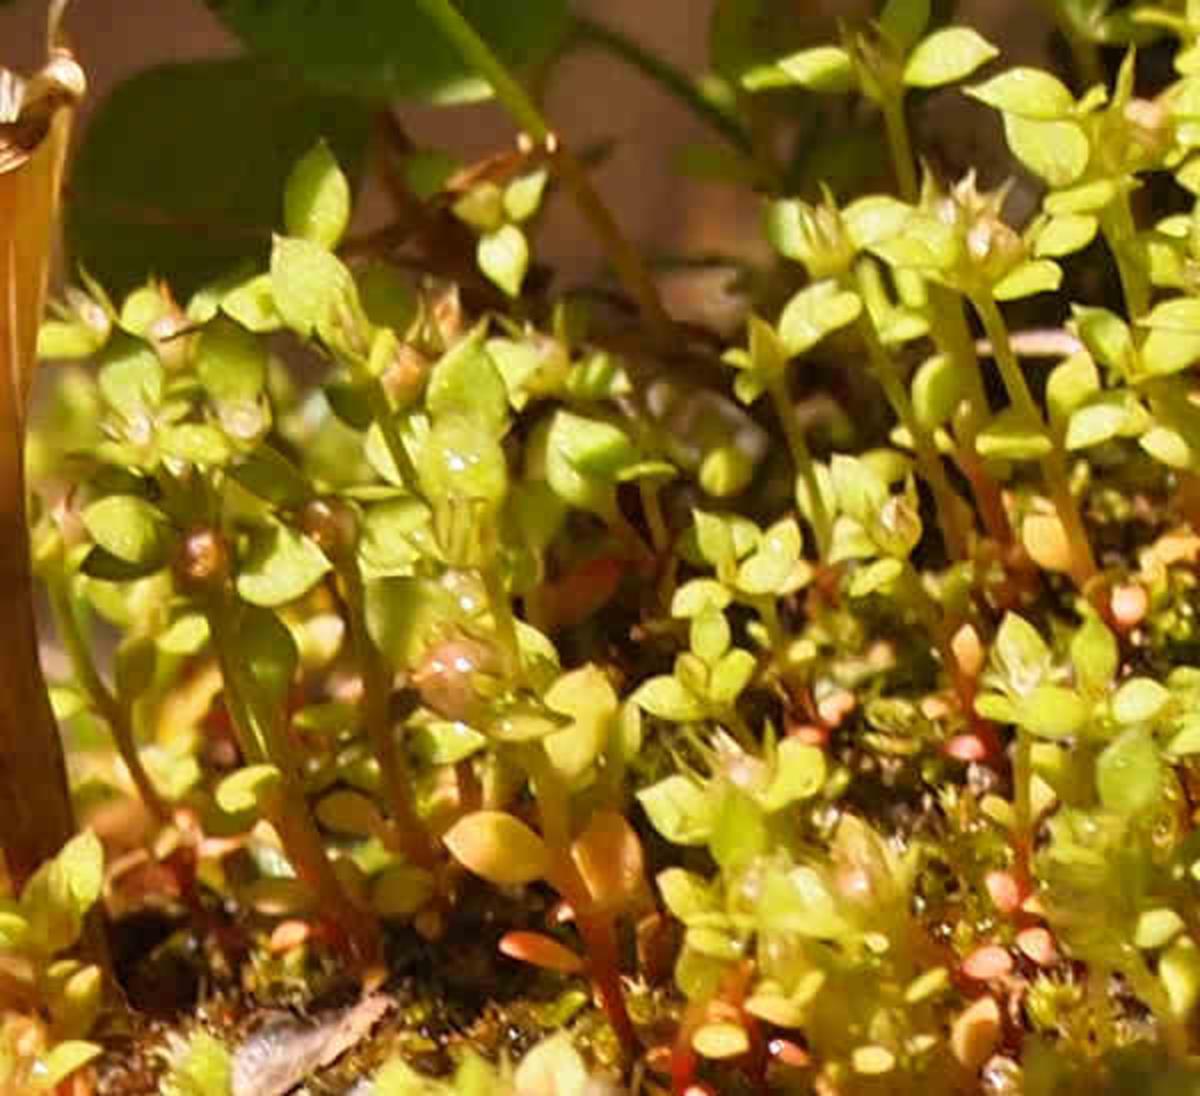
[[411, 635, 499, 724], [174, 527, 230, 591], [299, 498, 358, 559]]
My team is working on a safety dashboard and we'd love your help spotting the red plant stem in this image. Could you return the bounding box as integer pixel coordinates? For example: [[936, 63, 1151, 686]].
[[271, 782, 381, 965], [576, 911, 639, 1054], [530, 747, 639, 1061], [670, 999, 705, 1095]]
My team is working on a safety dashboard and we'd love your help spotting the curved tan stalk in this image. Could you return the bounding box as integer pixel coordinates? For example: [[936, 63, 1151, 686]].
[[0, 2, 85, 890]]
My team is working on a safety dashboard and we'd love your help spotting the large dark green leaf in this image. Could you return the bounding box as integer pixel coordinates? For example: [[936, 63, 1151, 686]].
[[204, 0, 570, 103], [67, 60, 371, 296]]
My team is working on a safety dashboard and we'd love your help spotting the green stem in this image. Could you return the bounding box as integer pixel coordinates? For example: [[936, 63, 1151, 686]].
[[973, 292, 1097, 589], [367, 383, 420, 492], [414, 0, 670, 342], [850, 269, 970, 561], [876, 86, 1014, 550], [928, 293, 1015, 546], [481, 554, 522, 684], [1100, 194, 1151, 321], [880, 96, 919, 202], [336, 555, 435, 867], [767, 376, 832, 560], [568, 16, 753, 154], [207, 590, 380, 961], [47, 571, 168, 820], [639, 480, 670, 555]]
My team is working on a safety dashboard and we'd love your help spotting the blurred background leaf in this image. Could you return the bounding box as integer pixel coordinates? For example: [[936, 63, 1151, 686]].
[[204, 0, 570, 103], [67, 59, 371, 296]]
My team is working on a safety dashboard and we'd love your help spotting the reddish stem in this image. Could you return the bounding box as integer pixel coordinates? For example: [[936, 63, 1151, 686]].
[[577, 911, 639, 1056]]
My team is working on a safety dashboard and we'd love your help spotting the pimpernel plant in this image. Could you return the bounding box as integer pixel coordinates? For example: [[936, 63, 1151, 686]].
[[12, 0, 1200, 1091]]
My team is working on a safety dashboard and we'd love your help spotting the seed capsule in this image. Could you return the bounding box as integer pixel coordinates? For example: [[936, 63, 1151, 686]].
[[411, 635, 498, 724]]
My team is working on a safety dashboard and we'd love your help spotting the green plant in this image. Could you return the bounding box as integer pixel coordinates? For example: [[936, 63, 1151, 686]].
[[0, 831, 105, 1092], [17, 0, 1200, 1091]]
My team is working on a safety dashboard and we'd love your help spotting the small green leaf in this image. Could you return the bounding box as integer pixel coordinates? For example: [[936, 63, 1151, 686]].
[[831, 455, 888, 526], [1141, 298, 1200, 375], [503, 169, 549, 223], [711, 787, 768, 870], [977, 407, 1053, 461], [1136, 908, 1186, 950], [1003, 116, 1089, 188], [632, 676, 706, 723], [216, 764, 282, 814], [1046, 353, 1101, 426], [1073, 391, 1145, 450], [478, 224, 529, 298], [160, 424, 234, 466], [1072, 306, 1133, 372], [1097, 729, 1161, 816], [842, 195, 912, 250], [453, 182, 505, 232], [637, 774, 714, 845], [847, 557, 905, 597], [549, 410, 637, 478], [992, 258, 1063, 301], [35, 1041, 103, 1089], [411, 721, 486, 765], [709, 649, 757, 706], [284, 139, 352, 250], [271, 235, 362, 344], [760, 739, 826, 811], [693, 1022, 750, 1060], [228, 445, 314, 508], [657, 867, 720, 923], [691, 608, 731, 664], [1017, 684, 1089, 739], [904, 28, 998, 88], [544, 664, 618, 780], [693, 510, 740, 575], [366, 577, 462, 670], [672, 579, 733, 618], [912, 353, 967, 430], [82, 496, 173, 569], [736, 517, 803, 595], [1035, 214, 1098, 258], [967, 67, 1076, 119], [1072, 614, 1118, 696], [444, 811, 549, 886], [236, 523, 331, 607], [197, 315, 267, 406], [222, 273, 282, 332], [778, 280, 862, 356], [1112, 678, 1171, 725], [371, 864, 436, 918], [52, 830, 105, 919], [744, 47, 855, 93], [758, 865, 848, 939], [418, 414, 509, 507], [98, 334, 164, 422], [426, 325, 508, 432], [991, 612, 1051, 696], [1142, 426, 1197, 469]]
